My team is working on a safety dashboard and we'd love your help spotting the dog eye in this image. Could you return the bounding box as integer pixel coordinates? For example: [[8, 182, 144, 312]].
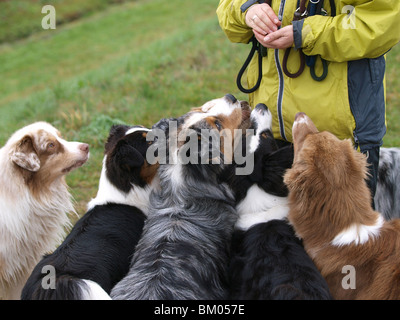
[[47, 142, 55, 149], [214, 120, 222, 131]]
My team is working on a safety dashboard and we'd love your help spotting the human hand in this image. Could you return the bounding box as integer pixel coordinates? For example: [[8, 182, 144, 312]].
[[245, 3, 281, 35], [254, 25, 294, 50]]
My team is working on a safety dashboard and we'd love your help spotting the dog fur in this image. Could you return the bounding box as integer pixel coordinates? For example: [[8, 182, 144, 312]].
[[21, 125, 158, 300], [284, 112, 400, 300], [375, 147, 400, 220], [0, 122, 89, 300], [225, 105, 332, 300], [111, 95, 251, 300]]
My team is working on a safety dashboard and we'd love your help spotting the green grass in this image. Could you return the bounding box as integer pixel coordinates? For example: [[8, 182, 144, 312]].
[[0, 0, 131, 44], [385, 44, 400, 146], [0, 0, 249, 217], [0, 0, 399, 219]]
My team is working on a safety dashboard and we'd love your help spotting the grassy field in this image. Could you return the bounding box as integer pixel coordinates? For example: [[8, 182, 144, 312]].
[[0, 0, 250, 218], [0, 0, 399, 219]]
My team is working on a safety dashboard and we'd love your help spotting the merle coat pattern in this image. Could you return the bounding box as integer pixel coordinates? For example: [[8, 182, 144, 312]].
[[111, 95, 249, 300]]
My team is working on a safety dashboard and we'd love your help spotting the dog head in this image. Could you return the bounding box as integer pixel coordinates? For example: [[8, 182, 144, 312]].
[[104, 125, 158, 193], [7, 122, 89, 190], [151, 95, 251, 174], [284, 112, 368, 192], [222, 104, 293, 201], [249, 104, 293, 196], [181, 94, 250, 164], [184, 93, 251, 134], [218, 104, 294, 230], [88, 125, 159, 212]]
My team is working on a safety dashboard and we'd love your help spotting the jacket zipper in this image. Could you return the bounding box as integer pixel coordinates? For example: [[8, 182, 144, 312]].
[[275, 0, 287, 141]]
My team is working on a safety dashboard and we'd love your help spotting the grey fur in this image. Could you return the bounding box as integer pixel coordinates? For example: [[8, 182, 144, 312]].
[[111, 109, 240, 300], [110, 162, 237, 300], [375, 147, 400, 220]]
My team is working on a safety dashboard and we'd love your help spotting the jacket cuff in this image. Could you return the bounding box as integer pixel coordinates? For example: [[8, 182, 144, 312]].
[[240, 0, 259, 13], [293, 20, 304, 49]]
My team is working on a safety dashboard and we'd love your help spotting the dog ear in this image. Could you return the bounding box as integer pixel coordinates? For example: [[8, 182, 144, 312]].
[[105, 125, 132, 154], [106, 139, 145, 192], [10, 135, 40, 172]]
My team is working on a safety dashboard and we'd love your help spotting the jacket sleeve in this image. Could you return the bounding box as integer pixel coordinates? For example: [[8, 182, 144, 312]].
[[216, 0, 254, 44], [293, 0, 400, 62]]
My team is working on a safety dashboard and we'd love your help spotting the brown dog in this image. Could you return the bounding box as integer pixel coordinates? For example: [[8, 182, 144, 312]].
[[284, 112, 400, 300]]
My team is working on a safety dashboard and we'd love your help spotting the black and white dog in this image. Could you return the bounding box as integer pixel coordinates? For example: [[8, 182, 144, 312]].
[[21, 125, 159, 300], [225, 104, 332, 300], [111, 94, 251, 300]]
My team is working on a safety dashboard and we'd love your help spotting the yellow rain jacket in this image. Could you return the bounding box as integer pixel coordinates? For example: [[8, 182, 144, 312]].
[[217, 0, 400, 151]]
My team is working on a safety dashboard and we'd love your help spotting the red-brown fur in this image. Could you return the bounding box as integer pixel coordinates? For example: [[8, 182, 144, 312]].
[[284, 112, 400, 299]]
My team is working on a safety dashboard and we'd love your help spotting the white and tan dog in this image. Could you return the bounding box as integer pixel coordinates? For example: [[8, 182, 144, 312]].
[[0, 122, 89, 299]]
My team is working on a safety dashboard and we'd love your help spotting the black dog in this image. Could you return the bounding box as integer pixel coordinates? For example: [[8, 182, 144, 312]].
[[225, 104, 332, 300], [21, 125, 158, 299]]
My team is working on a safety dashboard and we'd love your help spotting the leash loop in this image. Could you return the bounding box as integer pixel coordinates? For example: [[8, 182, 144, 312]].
[[236, 37, 263, 94]]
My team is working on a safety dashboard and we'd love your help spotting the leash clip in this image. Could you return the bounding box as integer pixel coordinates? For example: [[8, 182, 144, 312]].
[[294, 7, 308, 20]]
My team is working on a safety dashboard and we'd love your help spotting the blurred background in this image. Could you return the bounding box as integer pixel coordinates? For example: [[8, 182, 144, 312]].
[[0, 0, 399, 219]]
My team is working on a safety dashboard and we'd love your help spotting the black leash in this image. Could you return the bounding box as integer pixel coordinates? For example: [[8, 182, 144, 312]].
[[236, 37, 264, 94], [237, 0, 270, 94], [236, 0, 336, 93]]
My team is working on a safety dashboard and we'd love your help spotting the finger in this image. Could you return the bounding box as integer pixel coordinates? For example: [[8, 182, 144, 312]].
[[265, 35, 292, 49], [263, 28, 284, 43], [259, 3, 281, 26], [254, 8, 278, 32], [253, 29, 274, 48], [254, 29, 291, 50], [253, 28, 265, 41], [266, 39, 286, 49], [251, 14, 274, 34], [246, 4, 270, 33], [264, 25, 293, 45]]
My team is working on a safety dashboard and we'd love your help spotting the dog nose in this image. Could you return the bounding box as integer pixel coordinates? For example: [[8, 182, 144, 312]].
[[79, 143, 89, 153], [295, 112, 306, 121], [225, 94, 237, 103]]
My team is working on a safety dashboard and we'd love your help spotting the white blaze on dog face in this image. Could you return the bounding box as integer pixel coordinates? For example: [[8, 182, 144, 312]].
[[32, 126, 89, 174], [146, 96, 253, 174], [183, 96, 250, 159], [182, 95, 246, 133]]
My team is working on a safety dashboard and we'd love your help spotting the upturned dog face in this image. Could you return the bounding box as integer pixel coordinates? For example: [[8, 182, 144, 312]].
[[150, 94, 251, 168], [284, 112, 368, 191], [7, 122, 89, 192], [221, 104, 294, 201]]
